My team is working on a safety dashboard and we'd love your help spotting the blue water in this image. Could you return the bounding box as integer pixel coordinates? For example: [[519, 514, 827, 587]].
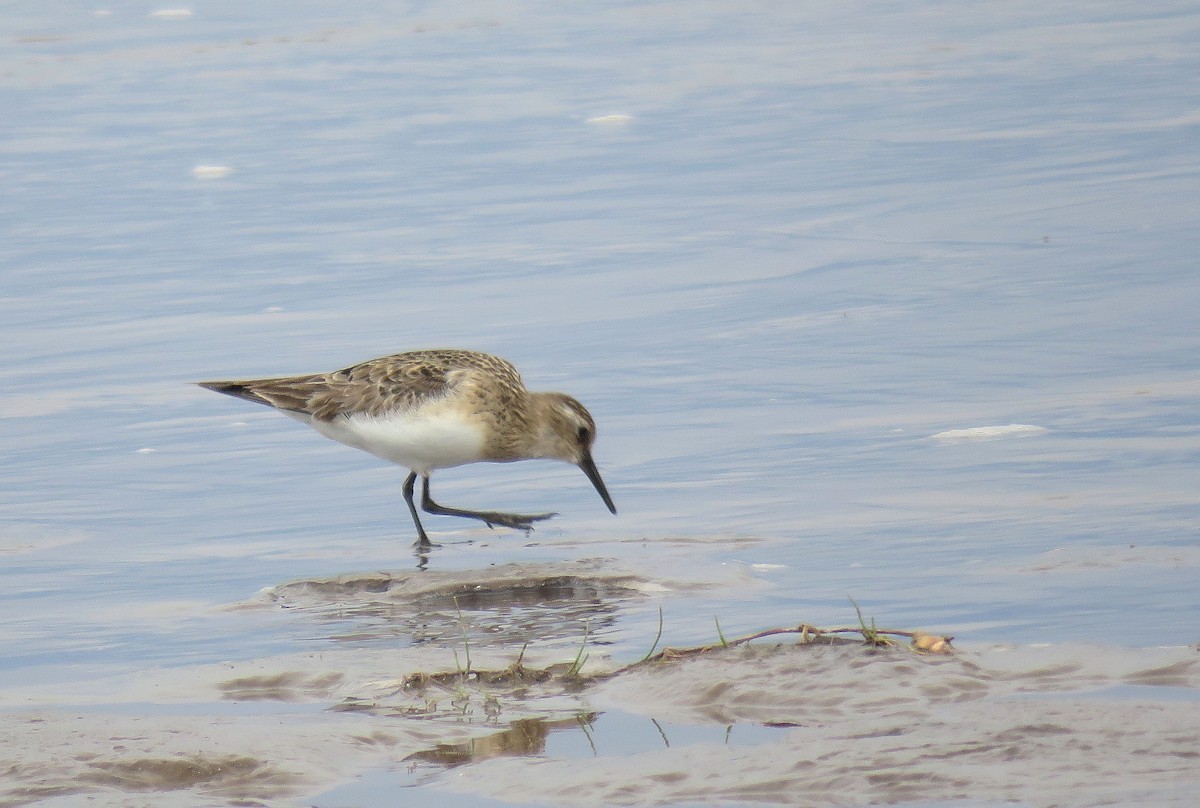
[[2, 0, 1198, 696]]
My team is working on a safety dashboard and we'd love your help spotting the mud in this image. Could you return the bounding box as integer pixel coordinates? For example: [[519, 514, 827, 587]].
[[253, 560, 653, 646], [1, 560, 1197, 807]]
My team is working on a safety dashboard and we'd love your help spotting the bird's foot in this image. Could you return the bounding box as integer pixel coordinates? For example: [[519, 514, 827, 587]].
[[418, 487, 559, 534], [477, 510, 559, 533]]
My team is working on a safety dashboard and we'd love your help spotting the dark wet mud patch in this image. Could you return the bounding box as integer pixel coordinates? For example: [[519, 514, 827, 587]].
[[249, 560, 670, 647], [81, 754, 295, 797], [218, 670, 345, 701], [260, 560, 649, 607]]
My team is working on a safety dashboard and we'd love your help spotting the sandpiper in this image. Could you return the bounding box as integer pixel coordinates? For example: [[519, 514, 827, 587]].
[[198, 348, 616, 549]]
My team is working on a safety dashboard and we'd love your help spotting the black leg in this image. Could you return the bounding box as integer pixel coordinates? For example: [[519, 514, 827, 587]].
[[420, 475, 558, 533], [403, 471, 437, 550]]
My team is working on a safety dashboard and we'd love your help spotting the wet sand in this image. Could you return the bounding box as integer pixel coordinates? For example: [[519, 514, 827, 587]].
[[2, 560, 1196, 807]]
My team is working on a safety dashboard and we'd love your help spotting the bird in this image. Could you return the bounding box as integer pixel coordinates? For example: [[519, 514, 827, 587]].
[[198, 348, 616, 549]]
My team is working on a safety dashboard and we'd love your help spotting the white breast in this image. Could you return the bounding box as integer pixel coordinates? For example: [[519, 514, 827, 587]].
[[304, 410, 487, 474]]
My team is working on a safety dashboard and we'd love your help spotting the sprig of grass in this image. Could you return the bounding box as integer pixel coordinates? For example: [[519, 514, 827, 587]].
[[849, 596, 893, 646], [453, 596, 472, 673], [640, 606, 665, 663], [567, 620, 591, 677]]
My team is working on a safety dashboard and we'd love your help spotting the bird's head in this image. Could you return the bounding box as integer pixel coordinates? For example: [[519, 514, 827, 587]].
[[528, 392, 617, 515]]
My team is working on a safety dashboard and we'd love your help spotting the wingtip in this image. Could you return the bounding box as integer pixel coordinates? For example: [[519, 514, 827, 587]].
[[196, 380, 266, 406], [196, 380, 239, 394]]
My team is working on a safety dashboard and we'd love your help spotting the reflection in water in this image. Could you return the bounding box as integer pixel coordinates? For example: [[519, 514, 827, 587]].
[[407, 714, 599, 767], [403, 709, 789, 775]]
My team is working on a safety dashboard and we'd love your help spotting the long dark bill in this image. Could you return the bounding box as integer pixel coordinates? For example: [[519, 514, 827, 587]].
[[578, 451, 617, 514]]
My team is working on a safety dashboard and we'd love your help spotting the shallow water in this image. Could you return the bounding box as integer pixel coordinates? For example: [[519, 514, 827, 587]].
[[2, 1, 1199, 806]]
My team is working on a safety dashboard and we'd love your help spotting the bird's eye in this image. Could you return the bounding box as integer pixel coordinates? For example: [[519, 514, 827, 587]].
[[577, 425, 590, 442]]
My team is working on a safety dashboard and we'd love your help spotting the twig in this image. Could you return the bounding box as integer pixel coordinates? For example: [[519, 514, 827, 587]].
[[621, 622, 953, 670]]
